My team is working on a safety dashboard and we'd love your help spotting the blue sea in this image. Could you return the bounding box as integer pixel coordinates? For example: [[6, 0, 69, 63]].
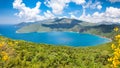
[[0, 25, 110, 46]]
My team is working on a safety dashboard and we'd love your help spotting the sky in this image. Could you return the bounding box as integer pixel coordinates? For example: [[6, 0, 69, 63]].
[[0, 0, 120, 24]]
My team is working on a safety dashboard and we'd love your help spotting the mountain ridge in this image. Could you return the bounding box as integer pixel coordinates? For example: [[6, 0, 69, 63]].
[[16, 18, 120, 38]]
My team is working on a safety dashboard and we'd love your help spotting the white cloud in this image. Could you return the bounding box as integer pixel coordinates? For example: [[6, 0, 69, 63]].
[[13, 0, 57, 22], [90, 2, 101, 9], [44, 0, 71, 14], [13, 0, 120, 24], [44, 0, 86, 14], [97, 5, 102, 10], [71, 0, 85, 5], [44, 10, 55, 19], [70, 14, 78, 19], [82, 0, 102, 10], [109, 0, 120, 3], [81, 0, 102, 19], [79, 7, 120, 23], [69, 10, 80, 15], [69, 10, 80, 19], [13, 0, 45, 22]]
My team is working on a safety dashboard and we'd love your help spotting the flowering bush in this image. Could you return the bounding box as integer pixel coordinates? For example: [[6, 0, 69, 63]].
[[0, 40, 17, 62], [108, 27, 120, 68]]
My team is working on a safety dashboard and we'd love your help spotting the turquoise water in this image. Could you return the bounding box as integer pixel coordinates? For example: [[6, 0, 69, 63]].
[[0, 25, 110, 46]]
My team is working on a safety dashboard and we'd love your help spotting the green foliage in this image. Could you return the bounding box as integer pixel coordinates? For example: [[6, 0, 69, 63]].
[[0, 36, 112, 68]]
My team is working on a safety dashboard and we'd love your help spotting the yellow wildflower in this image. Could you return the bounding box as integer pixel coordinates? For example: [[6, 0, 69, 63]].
[[111, 44, 116, 49], [1, 51, 7, 55], [0, 42, 5, 48], [114, 27, 119, 32], [108, 58, 112, 61], [1, 51, 9, 61], [115, 34, 120, 40], [118, 40, 120, 44], [15, 41, 18, 44], [2, 55, 9, 61], [0, 43, 3, 48], [8, 42, 13, 46], [1, 42, 5, 45]]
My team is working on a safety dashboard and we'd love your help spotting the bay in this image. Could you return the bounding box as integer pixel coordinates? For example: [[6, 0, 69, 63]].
[[0, 25, 110, 46]]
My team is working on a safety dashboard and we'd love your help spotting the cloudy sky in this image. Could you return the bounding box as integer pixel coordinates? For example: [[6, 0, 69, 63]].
[[0, 0, 120, 24]]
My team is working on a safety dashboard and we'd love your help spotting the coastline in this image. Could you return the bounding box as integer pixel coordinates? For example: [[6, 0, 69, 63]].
[[83, 32, 112, 42]]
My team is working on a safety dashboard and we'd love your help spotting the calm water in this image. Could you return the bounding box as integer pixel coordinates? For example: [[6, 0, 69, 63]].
[[0, 25, 110, 46]]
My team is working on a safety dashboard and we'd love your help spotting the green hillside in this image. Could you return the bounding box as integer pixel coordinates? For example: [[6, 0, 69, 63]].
[[0, 36, 113, 68]]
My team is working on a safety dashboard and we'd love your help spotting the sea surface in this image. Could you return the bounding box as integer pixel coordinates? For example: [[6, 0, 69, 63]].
[[0, 25, 110, 46]]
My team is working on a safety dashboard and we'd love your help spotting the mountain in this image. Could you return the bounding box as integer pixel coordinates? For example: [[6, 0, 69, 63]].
[[15, 22, 35, 28], [16, 18, 91, 33], [16, 18, 120, 38]]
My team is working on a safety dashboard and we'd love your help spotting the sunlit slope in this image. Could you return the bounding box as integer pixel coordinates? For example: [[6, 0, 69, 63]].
[[0, 36, 112, 68]]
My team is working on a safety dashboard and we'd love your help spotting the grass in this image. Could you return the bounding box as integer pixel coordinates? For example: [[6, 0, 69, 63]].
[[0, 36, 113, 68]]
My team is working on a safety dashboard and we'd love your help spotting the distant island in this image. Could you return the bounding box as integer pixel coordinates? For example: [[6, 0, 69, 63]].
[[16, 18, 120, 38]]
